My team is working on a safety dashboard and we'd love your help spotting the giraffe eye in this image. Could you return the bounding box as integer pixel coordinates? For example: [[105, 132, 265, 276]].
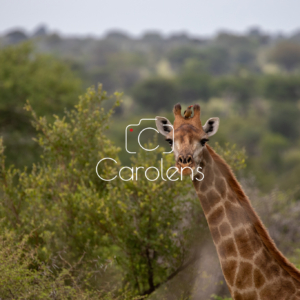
[[200, 138, 209, 146], [166, 139, 173, 146]]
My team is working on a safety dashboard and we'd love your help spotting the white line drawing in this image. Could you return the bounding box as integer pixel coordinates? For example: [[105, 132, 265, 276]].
[[125, 118, 174, 154], [96, 158, 117, 181]]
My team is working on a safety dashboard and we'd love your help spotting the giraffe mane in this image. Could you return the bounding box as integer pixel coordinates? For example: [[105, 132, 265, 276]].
[[206, 144, 300, 283]]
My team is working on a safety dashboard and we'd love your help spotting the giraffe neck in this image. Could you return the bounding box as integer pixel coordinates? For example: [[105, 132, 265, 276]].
[[192, 145, 300, 300]]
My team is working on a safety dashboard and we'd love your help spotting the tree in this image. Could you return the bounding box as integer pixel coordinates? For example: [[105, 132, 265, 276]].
[[269, 42, 300, 71], [0, 42, 82, 116], [213, 75, 257, 113], [201, 47, 231, 75], [132, 77, 178, 112], [259, 74, 300, 102], [4, 29, 28, 44], [167, 46, 231, 75], [177, 60, 212, 102], [268, 102, 300, 139], [0, 42, 82, 168], [167, 46, 202, 69]]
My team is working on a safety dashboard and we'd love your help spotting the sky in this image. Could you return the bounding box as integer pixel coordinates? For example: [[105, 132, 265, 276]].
[[0, 0, 300, 37]]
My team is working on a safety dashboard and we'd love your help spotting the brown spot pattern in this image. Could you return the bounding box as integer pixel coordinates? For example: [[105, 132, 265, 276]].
[[208, 206, 225, 227], [221, 259, 238, 286], [200, 179, 209, 193], [281, 279, 296, 295], [213, 166, 222, 177], [218, 238, 238, 259], [227, 190, 238, 204], [233, 291, 243, 300], [245, 291, 258, 300], [235, 262, 253, 289], [260, 280, 296, 300], [224, 201, 248, 228], [207, 189, 221, 207], [215, 176, 227, 198], [219, 222, 231, 237], [254, 268, 265, 289], [234, 227, 255, 259], [246, 226, 262, 252], [200, 190, 222, 215], [282, 268, 291, 278], [200, 195, 211, 214], [234, 290, 259, 300], [264, 264, 280, 281], [204, 166, 214, 184], [254, 249, 271, 270], [255, 250, 283, 280], [210, 227, 221, 244], [293, 278, 300, 289], [203, 146, 213, 164]]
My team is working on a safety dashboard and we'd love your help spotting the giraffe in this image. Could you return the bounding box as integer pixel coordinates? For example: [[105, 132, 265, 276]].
[[155, 103, 300, 300]]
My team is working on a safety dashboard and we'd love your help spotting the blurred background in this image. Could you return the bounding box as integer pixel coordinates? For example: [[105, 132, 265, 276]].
[[1, 1, 300, 299]]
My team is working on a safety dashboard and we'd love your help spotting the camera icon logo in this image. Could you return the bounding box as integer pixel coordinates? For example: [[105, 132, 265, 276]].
[[125, 118, 174, 154]]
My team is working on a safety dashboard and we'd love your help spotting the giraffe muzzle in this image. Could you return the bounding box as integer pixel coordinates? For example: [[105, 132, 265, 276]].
[[177, 155, 195, 175]]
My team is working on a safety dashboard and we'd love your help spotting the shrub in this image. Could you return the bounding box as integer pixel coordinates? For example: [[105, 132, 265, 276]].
[[0, 85, 246, 298]]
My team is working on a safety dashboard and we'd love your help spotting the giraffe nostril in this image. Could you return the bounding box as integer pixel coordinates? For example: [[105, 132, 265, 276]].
[[178, 155, 193, 165]]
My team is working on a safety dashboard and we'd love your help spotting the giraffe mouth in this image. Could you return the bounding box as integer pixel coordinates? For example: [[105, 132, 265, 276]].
[[176, 163, 196, 176]]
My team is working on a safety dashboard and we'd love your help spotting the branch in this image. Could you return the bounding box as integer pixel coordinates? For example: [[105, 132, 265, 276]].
[[142, 252, 200, 296]]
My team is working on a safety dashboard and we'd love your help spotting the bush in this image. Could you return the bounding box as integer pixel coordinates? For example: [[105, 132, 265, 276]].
[[0, 85, 122, 294], [0, 85, 247, 298], [0, 230, 144, 299]]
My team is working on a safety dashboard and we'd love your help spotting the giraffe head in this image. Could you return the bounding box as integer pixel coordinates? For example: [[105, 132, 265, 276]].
[[155, 103, 219, 176]]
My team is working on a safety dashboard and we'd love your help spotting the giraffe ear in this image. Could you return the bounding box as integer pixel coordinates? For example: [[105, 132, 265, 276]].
[[203, 117, 219, 137], [155, 116, 173, 136]]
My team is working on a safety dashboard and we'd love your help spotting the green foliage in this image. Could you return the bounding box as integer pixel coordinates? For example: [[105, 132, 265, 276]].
[[269, 41, 300, 71], [213, 142, 247, 172], [167, 46, 202, 69], [259, 133, 289, 171], [290, 249, 300, 270], [213, 76, 256, 109], [2, 28, 300, 298], [132, 77, 178, 112], [200, 47, 231, 75], [268, 102, 300, 139], [0, 85, 191, 296], [0, 85, 247, 298], [102, 145, 200, 295], [0, 230, 145, 299], [177, 68, 212, 102], [0, 230, 80, 299], [0, 42, 82, 116], [0, 42, 83, 169], [211, 295, 232, 300], [0, 85, 123, 293], [166, 45, 231, 75], [259, 74, 300, 102]]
